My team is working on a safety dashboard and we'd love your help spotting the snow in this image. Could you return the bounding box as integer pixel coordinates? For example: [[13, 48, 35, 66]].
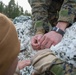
[[13, 15, 35, 75], [13, 15, 32, 50]]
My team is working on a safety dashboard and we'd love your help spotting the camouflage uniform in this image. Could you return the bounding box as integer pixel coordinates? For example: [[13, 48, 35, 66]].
[[28, 0, 76, 34], [31, 48, 76, 75], [28, 0, 76, 75], [45, 59, 76, 75]]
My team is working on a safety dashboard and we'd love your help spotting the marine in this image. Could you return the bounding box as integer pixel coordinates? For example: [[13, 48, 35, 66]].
[[28, 0, 76, 75], [28, 0, 76, 34]]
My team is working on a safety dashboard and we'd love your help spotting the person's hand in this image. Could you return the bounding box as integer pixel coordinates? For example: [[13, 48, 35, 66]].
[[40, 31, 63, 49], [31, 34, 43, 50], [39, 22, 68, 49], [18, 60, 31, 70]]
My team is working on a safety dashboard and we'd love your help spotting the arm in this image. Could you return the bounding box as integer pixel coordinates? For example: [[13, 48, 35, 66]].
[[14, 60, 31, 75], [56, 0, 76, 34], [28, 0, 51, 50], [58, 0, 76, 25], [28, 0, 51, 34]]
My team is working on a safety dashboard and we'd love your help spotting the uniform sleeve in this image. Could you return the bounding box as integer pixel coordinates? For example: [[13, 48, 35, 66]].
[[58, 0, 76, 24], [28, 0, 51, 34]]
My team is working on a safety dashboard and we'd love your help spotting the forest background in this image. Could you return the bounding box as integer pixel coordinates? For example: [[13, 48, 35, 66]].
[[0, 0, 31, 19]]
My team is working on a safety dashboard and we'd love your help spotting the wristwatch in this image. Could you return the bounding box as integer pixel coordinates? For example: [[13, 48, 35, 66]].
[[51, 27, 65, 36]]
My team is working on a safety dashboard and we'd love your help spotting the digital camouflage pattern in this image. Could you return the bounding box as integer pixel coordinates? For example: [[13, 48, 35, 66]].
[[31, 48, 76, 75], [28, 0, 76, 75], [28, 0, 76, 34], [44, 59, 76, 75]]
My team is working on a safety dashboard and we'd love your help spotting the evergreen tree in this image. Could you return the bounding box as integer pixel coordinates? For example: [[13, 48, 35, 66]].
[[24, 10, 31, 16], [13, 2, 20, 17], [8, 0, 16, 18], [19, 6, 24, 15], [0, 0, 31, 19], [0, 1, 4, 13], [4, 6, 9, 16]]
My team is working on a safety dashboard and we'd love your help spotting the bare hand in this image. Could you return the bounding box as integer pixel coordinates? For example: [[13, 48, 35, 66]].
[[31, 34, 43, 50], [40, 31, 62, 49], [18, 60, 31, 70]]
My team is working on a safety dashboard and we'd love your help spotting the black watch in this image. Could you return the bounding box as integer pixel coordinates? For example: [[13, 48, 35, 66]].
[[51, 27, 65, 36]]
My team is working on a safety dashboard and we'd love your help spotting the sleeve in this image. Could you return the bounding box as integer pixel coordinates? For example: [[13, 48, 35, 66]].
[[50, 22, 76, 67], [58, 0, 76, 24], [28, 0, 51, 34]]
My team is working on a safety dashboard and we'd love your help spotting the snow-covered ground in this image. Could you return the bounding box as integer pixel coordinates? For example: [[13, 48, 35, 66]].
[[13, 15, 36, 75]]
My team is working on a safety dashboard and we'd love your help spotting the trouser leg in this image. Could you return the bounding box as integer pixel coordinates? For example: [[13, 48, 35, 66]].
[[28, 0, 63, 33], [48, 0, 64, 27], [28, 0, 52, 33]]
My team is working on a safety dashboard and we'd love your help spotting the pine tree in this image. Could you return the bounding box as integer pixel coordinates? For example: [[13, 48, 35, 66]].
[[0, 0, 31, 18], [0, 1, 4, 13], [8, 0, 16, 18]]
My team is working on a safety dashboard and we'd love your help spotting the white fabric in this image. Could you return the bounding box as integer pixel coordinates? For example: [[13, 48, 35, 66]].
[[50, 22, 76, 67]]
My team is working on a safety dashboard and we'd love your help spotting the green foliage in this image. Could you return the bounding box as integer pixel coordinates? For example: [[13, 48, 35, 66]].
[[0, 1, 4, 12], [0, 0, 31, 19], [24, 10, 31, 16]]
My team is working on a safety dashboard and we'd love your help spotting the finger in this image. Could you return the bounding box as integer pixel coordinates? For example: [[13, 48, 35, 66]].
[[23, 60, 31, 66], [18, 60, 31, 70], [41, 37, 48, 49], [52, 41, 58, 46], [31, 41, 40, 50], [31, 41, 40, 49], [31, 41, 41, 50], [37, 35, 42, 41], [40, 36, 45, 44], [33, 46, 41, 50], [31, 38, 39, 47], [45, 41, 53, 48], [31, 37, 37, 44]]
